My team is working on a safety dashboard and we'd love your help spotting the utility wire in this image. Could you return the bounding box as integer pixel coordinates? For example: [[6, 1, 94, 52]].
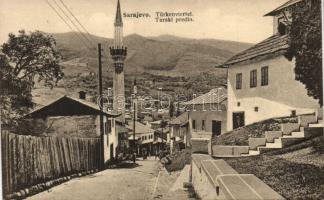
[[45, 0, 80, 43], [51, 0, 94, 49], [58, 0, 97, 47]]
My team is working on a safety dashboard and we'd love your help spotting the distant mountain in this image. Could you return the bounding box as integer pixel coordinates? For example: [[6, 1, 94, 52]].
[[51, 32, 252, 77]]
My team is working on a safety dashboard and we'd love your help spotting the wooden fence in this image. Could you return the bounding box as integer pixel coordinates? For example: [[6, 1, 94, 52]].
[[1, 131, 102, 195]]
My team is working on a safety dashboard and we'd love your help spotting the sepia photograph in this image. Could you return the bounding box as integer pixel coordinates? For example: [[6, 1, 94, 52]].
[[0, 0, 323, 199]]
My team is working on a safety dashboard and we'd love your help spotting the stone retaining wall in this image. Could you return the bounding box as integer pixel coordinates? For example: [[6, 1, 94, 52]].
[[191, 154, 285, 200], [191, 138, 210, 153]]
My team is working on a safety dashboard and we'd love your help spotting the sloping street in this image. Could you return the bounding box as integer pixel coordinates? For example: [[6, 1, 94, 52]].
[[27, 160, 159, 200]]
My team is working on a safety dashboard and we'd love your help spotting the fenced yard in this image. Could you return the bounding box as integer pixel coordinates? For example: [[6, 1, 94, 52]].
[[1, 131, 102, 196]]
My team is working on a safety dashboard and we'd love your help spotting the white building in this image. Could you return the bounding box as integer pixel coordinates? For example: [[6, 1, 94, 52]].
[[224, 0, 321, 131]]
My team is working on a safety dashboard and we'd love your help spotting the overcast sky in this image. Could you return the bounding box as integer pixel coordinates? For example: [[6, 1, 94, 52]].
[[0, 0, 287, 44]]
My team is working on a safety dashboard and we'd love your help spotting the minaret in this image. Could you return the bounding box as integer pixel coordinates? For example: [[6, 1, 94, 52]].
[[110, 0, 127, 121]]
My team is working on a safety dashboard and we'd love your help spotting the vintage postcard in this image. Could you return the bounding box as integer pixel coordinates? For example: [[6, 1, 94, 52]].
[[0, 0, 323, 199]]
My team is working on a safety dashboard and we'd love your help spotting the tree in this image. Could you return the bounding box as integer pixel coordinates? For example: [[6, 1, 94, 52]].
[[288, 0, 322, 106], [0, 30, 64, 127]]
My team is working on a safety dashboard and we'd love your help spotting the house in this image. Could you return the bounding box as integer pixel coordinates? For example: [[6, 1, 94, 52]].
[[127, 121, 155, 156], [185, 88, 227, 138], [168, 88, 227, 154], [150, 120, 162, 130], [169, 112, 189, 153], [150, 120, 170, 149], [26, 95, 120, 163], [223, 0, 321, 131]]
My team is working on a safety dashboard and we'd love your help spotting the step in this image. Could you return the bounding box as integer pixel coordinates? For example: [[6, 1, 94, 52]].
[[258, 146, 282, 153], [309, 120, 324, 128], [265, 131, 282, 143], [248, 150, 260, 155], [265, 141, 282, 148], [290, 131, 305, 137], [280, 136, 305, 147], [248, 138, 266, 150], [281, 122, 300, 135], [282, 134, 304, 139], [298, 114, 317, 127], [240, 153, 252, 157]]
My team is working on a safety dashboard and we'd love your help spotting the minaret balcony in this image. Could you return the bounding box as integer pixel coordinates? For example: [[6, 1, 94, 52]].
[[109, 46, 127, 61], [109, 46, 127, 56]]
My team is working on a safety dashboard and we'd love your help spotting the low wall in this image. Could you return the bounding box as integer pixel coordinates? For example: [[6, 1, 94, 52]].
[[211, 145, 249, 157], [191, 154, 285, 200], [191, 138, 210, 153], [191, 154, 214, 199]]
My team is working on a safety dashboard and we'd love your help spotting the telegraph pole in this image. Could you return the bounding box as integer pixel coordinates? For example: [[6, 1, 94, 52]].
[[133, 78, 137, 163], [98, 43, 105, 168]]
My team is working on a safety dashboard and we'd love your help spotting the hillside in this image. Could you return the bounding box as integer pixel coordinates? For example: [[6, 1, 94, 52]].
[[32, 32, 251, 105], [52, 32, 252, 76]]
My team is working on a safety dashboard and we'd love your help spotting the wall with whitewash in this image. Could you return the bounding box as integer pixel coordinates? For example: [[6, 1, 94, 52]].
[[227, 56, 320, 131]]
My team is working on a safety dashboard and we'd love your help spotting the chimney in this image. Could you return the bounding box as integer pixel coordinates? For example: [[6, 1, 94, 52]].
[[79, 91, 86, 100]]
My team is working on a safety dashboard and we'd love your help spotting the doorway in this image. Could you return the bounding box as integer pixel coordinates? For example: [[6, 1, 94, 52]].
[[233, 112, 245, 129], [110, 144, 114, 160], [212, 120, 222, 137]]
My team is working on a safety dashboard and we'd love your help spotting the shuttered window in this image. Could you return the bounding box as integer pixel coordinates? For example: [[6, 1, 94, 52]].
[[236, 73, 242, 89], [250, 70, 257, 88], [261, 66, 269, 86]]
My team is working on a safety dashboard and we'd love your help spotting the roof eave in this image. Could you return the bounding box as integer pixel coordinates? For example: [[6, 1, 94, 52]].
[[226, 48, 289, 67]]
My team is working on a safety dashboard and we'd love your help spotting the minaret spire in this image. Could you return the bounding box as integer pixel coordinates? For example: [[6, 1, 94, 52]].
[[113, 0, 123, 48], [114, 0, 123, 27]]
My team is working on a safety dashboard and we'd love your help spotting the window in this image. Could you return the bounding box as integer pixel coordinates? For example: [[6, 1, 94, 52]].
[[261, 66, 268, 86], [250, 70, 257, 88], [105, 120, 112, 134], [236, 73, 242, 89], [202, 120, 205, 130], [192, 120, 196, 130]]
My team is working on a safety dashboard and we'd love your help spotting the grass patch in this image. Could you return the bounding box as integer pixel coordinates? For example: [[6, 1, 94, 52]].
[[224, 136, 324, 199], [164, 149, 192, 172], [212, 116, 297, 146]]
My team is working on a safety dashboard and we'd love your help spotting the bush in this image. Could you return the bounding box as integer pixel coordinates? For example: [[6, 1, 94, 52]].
[[164, 149, 192, 172]]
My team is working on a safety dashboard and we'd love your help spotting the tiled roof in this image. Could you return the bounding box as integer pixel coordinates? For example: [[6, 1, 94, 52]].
[[169, 112, 188, 125], [126, 121, 154, 135], [27, 96, 119, 117], [184, 88, 227, 105], [224, 34, 289, 66], [264, 0, 302, 16]]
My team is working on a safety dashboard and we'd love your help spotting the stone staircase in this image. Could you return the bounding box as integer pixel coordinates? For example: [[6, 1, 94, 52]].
[[242, 114, 323, 156]]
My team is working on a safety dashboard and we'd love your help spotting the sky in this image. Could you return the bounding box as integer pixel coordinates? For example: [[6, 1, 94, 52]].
[[0, 0, 288, 44]]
